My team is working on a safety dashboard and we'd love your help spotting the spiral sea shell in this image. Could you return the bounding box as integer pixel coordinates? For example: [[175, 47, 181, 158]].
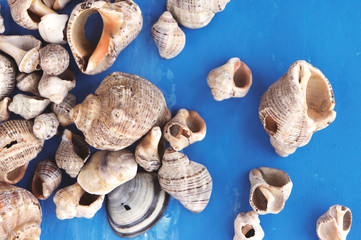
[[234, 211, 264, 240], [16, 72, 41, 96], [0, 53, 16, 100], [8, 94, 50, 120], [51, 93, 77, 127], [33, 113, 59, 140], [0, 97, 11, 122], [39, 44, 69, 75]]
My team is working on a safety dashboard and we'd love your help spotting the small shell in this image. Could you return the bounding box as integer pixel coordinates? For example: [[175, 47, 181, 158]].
[[316, 205, 352, 240], [39, 14, 68, 44], [207, 58, 252, 101], [32, 159, 62, 200], [106, 172, 170, 238], [51, 93, 77, 127], [55, 129, 90, 178], [163, 109, 206, 151], [0, 54, 16, 100], [249, 167, 292, 215], [16, 72, 41, 95], [0, 97, 11, 122], [0, 163, 28, 185], [39, 44, 69, 75], [8, 94, 50, 120], [158, 148, 212, 213], [77, 149, 138, 195], [53, 182, 104, 220], [234, 211, 264, 240], [33, 113, 59, 140], [152, 11, 186, 59]]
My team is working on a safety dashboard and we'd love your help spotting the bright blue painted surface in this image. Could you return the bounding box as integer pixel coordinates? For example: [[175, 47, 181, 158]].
[[1, 0, 361, 239]]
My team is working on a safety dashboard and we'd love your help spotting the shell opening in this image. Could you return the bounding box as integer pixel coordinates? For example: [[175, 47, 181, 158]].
[[170, 124, 191, 138], [259, 169, 289, 187], [343, 211, 352, 230], [5, 164, 27, 183], [32, 175, 44, 198], [27, 10, 41, 23], [252, 188, 268, 211], [242, 225, 255, 238], [186, 115, 202, 133], [265, 115, 278, 135], [79, 192, 100, 206], [72, 136, 89, 160], [234, 63, 252, 89], [4, 140, 18, 149]]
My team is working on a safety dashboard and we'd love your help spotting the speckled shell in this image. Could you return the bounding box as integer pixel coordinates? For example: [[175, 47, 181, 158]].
[[70, 72, 171, 151], [33, 113, 59, 140], [259, 61, 336, 157], [152, 11, 186, 59], [234, 211, 264, 240], [106, 172, 170, 238], [0, 54, 16, 100], [8, 94, 50, 120], [0, 183, 42, 240], [39, 44, 69, 75], [51, 93, 76, 127], [77, 149, 137, 195], [249, 167, 292, 215], [158, 148, 212, 213], [16, 72, 41, 96], [39, 14, 68, 44], [67, 0, 143, 75], [32, 159, 62, 200], [0, 97, 11, 122], [53, 182, 104, 220]]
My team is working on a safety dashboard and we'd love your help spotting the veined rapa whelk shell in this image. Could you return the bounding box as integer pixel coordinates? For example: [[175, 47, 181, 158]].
[[0, 97, 11, 122], [39, 44, 69, 75], [106, 172, 170, 238], [51, 93, 77, 127], [33, 113, 59, 140], [0, 53, 16, 100], [234, 211, 264, 240], [8, 94, 50, 120], [16, 72, 41, 96]]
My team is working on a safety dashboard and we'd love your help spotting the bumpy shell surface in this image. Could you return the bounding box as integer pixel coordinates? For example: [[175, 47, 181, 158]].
[[51, 93, 77, 126], [78, 149, 137, 195], [32, 159, 62, 200], [70, 72, 171, 151], [163, 109, 206, 151], [207, 58, 252, 101], [234, 211, 264, 240], [67, 0, 143, 75], [249, 167, 292, 215], [33, 113, 59, 140], [152, 11, 186, 59], [16, 72, 41, 95], [39, 44, 69, 75], [53, 182, 104, 220], [316, 205, 352, 240], [0, 54, 16, 100], [106, 172, 170, 238], [0, 183, 42, 240], [0, 97, 11, 122], [158, 148, 212, 213], [8, 94, 50, 120], [39, 14, 68, 44], [259, 60, 336, 157]]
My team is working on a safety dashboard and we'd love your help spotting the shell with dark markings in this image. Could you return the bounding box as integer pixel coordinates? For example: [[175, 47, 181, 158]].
[[33, 113, 59, 140], [0, 53, 16, 100], [51, 93, 77, 127]]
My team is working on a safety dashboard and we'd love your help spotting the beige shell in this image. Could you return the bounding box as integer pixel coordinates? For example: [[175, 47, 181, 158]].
[[70, 72, 171, 151], [51, 93, 76, 127], [152, 11, 186, 59], [163, 109, 206, 151], [16, 72, 41, 95], [67, 0, 143, 75], [55, 129, 90, 178], [39, 14, 68, 44], [33, 113, 59, 140], [39, 44, 69, 75], [0, 5, 4, 33], [207, 58, 252, 101], [259, 60, 336, 157], [0, 53, 16, 99], [32, 159, 62, 200], [0, 97, 11, 122], [53, 182, 104, 220], [316, 205, 352, 240], [78, 149, 137, 195], [249, 167, 292, 215], [8, 94, 50, 120], [167, 0, 230, 29], [0, 183, 42, 240], [234, 211, 264, 240], [43, 0, 71, 10], [158, 148, 212, 213]]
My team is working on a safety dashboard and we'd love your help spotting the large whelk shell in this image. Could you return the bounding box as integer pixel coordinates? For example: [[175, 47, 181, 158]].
[[32, 159, 62, 200], [249, 167, 292, 215], [163, 109, 206, 151], [53, 182, 104, 220], [234, 211, 264, 240], [152, 11, 186, 59], [16, 72, 41, 96], [78, 149, 138, 195], [67, 0, 143, 75], [207, 58, 252, 101], [55, 129, 90, 178], [259, 60, 336, 157], [316, 205, 352, 240], [0, 183, 42, 240], [0, 53, 16, 100], [0, 97, 11, 122], [158, 148, 212, 213], [33, 113, 59, 140], [70, 72, 171, 151], [8, 94, 50, 120], [51, 93, 76, 127], [106, 172, 170, 238]]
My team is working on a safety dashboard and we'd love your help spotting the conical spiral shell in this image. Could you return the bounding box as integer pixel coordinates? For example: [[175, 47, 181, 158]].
[[234, 211, 264, 240], [16, 72, 41, 96], [158, 148, 212, 213], [33, 113, 59, 140], [8, 94, 50, 120], [70, 72, 171, 151], [39, 44, 69, 75], [0, 97, 11, 122], [259, 60, 336, 157], [51, 93, 76, 127], [0, 54, 16, 100]]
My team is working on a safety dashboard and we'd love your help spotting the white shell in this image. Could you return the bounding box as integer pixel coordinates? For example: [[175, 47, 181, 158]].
[[33, 113, 59, 140], [8, 94, 50, 120], [234, 211, 264, 240], [16, 72, 41, 96], [39, 14, 68, 44], [0, 97, 11, 122]]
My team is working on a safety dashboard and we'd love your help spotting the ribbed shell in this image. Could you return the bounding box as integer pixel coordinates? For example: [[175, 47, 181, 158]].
[[51, 93, 76, 127], [0, 97, 11, 122], [8, 94, 50, 120], [16, 72, 41, 96], [33, 113, 59, 140], [70, 72, 170, 151], [234, 211, 264, 240], [0, 54, 16, 100], [39, 44, 69, 75]]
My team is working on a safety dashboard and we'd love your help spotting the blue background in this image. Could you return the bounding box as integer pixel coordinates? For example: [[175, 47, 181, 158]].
[[2, 0, 361, 239]]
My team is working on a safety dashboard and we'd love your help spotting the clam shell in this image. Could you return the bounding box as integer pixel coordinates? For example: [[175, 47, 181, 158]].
[[106, 172, 170, 238], [0, 53, 16, 100], [51, 93, 77, 127], [39, 44, 69, 75], [16, 72, 41, 96], [33, 113, 59, 140], [8, 94, 50, 120], [234, 211, 264, 240], [0, 97, 11, 122]]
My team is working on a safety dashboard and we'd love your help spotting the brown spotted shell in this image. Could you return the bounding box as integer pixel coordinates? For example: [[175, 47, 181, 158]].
[[0, 53, 16, 100], [33, 113, 59, 140], [51, 93, 77, 127], [39, 44, 69, 75]]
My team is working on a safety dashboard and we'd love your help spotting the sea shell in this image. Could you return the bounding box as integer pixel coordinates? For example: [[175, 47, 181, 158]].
[[152, 11, 186, 59], [316, 205, 352, 240], [0, 183, 42, 240], [0, 97, 11, 122], [16, 72, 41, 95], [0, 53, 16, 100], [67, 0, 143, 75], [70, 72, 171, 151], [158, 148, 212, 213], [39, 14, 68, 44], [259, 60, 336, 157], [106, 172, 170, 238], [32, 159, 62, 200], [249, 167, 292, 215], [0, 5, 4, 33], [77, 149, 138, 195], [207, 58, 252, 101], [163, 109, 206, 151], [8, 94, 50, 120], [33, 113, 59, 140], [51, 93, 76, 127], [53, 182, 104, 220], [39, 44, 69, 75], [234, 211, 264, 240], [55, 129, 90, 178]]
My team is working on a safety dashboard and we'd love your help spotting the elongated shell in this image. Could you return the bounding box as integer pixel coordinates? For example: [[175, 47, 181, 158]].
[[32, 159, 62, 200], [0, 54, 16, 100], [70, 72, 171, 151], [8, 94, 50, 120], [106, 172, 170, 238], [0, 97, 11, 122], [16, 72, 41, 95], [51, 93, 76, 127], [249, 167, 292, 215], [234, 211, 264, 240], [158, 148, 212, 213], [259, 60, 336, 157], [33, 113, 59, 140], [39, 44, 69, 75]]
